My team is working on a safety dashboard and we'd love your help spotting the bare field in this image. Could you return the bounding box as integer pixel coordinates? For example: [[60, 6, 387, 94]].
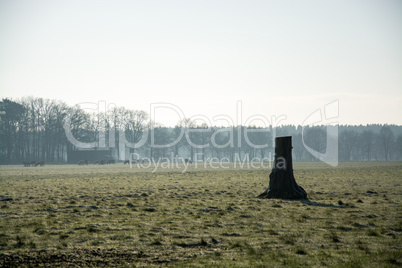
[[0, 162, 401, 267]]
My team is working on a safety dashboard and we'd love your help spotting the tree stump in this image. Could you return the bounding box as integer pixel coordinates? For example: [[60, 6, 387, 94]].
[[257, 136, 307, 199]]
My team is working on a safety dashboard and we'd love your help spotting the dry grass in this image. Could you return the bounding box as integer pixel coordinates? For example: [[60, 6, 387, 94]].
[[0, 162, 401, 267]]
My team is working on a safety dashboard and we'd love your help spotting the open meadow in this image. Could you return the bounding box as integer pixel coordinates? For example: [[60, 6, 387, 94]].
[[0, 162, 401, 267]]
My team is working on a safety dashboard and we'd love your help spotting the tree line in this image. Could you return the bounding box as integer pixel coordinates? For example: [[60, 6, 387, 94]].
[[1, 97, 401, 164]]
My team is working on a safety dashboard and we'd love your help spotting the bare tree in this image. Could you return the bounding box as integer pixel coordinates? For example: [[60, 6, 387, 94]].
[[152, 126, 170, 160], [123, 110, 148, 157], [66, 105, 93, 151], [293, 132, 305, 161], [242, 126, 271, 160], [0, 99, 25, 163], [181, 118, 197, 161], [107, 107, 124, 159], [359, 130, 375, 161], [303, 127, 327, 161], [396, 134, 402, 161], [171, 125, 185, 159], [379, 125, 395, 161], [197, 123, 212, 161], [339, 130, 358, 161]]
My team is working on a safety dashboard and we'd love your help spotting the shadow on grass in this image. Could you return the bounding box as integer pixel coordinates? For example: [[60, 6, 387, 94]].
[[257, 196, 347, 208], [257, 197, 348, 208], [299, 199, 346, 208]]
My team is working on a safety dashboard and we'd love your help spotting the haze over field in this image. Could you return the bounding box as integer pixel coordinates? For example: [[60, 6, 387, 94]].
[[1, 0, 401, 126]]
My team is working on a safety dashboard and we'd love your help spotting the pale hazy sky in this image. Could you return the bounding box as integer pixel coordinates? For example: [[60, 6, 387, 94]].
[[1, 0, 401, 127]]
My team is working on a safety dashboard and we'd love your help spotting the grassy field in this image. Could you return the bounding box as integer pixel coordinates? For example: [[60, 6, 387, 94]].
[[0, 162, 401, 267]]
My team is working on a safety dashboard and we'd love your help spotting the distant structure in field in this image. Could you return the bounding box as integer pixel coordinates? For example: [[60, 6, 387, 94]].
[[67, 149, 113, 164]]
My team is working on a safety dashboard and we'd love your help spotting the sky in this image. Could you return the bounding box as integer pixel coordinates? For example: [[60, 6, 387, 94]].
[[0, 0, 401, 127]]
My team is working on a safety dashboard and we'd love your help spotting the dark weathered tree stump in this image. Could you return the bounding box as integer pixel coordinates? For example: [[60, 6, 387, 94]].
[[257, 136, 307, 199]]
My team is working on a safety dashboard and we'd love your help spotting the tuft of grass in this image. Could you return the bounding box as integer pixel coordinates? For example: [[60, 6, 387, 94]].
[[328, 231, 341, 243], [14, 235, 26, 248], [355, 239, 370, 253], [0, 234, 8, 248], [367, 229, 380, 237], [279, 234, 297, 245], [87, 225, 98, 233], [296, 247, 307, 255], [230, 241, 244, 249], [150, 237, 163, 246], [200, 238, 208, 246]]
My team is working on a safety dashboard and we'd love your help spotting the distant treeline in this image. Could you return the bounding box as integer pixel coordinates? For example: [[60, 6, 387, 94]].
[[1, 97, 401, 164]]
